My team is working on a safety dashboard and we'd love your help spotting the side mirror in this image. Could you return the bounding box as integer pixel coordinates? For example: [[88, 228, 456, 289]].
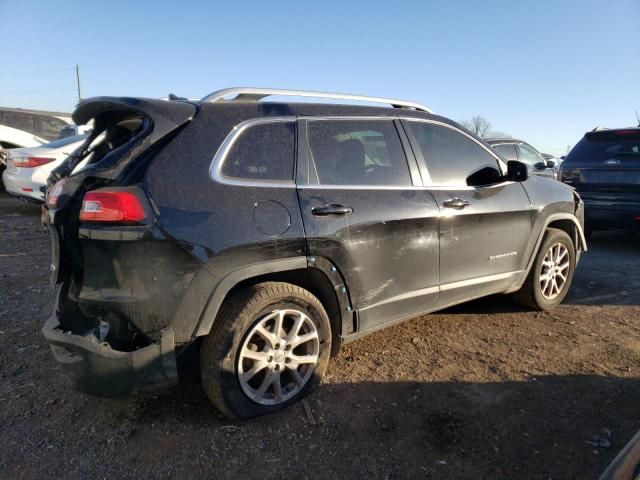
[[545, 159, 556, 168], [534, 161, 547, 170], [506, 160, 528, 182], [466, 166, 503, 187]]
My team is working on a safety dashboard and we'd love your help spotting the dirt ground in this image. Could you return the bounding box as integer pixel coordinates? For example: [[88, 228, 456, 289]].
[[0, 190, 639, 480]]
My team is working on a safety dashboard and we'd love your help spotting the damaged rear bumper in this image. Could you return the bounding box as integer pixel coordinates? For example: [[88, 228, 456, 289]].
[[42, 305, 178, 398]]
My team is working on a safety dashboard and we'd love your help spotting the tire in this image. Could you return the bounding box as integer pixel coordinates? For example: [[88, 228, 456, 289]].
[[200, 282, 332, 419], [513, 228, 576, 311]]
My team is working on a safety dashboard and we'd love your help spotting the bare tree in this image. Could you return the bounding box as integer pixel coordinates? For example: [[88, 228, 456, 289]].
[[459, 115, 511, 139], [459, 115, 492, 137]]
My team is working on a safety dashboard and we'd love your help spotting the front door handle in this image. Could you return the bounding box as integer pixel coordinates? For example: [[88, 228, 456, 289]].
[[311, 204, 353, 216], [443, 198, 470, 209]]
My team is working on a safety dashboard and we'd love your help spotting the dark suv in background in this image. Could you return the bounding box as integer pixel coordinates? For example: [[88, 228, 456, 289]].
[[41, 88, 586, 418], [487, 138, 558, 178], [559, 127, 640, 234]]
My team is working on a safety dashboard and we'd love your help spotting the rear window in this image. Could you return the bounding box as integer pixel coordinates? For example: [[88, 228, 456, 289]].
[[61, 113, 150, 177], [45, 135, 87, 149], [565, 130, 640, 163]]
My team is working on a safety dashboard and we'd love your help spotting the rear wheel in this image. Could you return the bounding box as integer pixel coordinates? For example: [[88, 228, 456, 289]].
[[513, 228, 576, 310], [200, 282, 331, 419]]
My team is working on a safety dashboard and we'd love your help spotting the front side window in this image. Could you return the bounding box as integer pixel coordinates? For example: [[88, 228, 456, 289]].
[[518, 144, 543, 166], [406, 121, 500, 186], [306, 120, 411, 186], [221, 121, 295, 181]]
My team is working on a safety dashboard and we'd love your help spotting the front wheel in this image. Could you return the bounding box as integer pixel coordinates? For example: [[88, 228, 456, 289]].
[[513, 228, 576, 310], [200, 282, 332, 419]]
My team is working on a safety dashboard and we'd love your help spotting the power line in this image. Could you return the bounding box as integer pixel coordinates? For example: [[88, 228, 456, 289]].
[[0, 89, 77, 93], [0, 67, 75, 77]]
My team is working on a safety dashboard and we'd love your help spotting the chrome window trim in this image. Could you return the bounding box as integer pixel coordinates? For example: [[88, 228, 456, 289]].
[[304, 115, 401, 122], [201, 87, 434, 113], [210, 116, 298, 188], [210, 115, 512, 190], [298, 184, 429, 191]]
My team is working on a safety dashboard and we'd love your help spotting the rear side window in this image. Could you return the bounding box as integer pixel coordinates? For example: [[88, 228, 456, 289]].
[[406, 121, 500, 186], [565, 131, 640, 163], [221, 121, 295, 181], [306, 119, 411, 186], [493, 143, 517, 161]]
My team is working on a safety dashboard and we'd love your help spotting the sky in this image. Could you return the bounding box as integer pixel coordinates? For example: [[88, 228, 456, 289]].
[[1, 0, 638, 156]]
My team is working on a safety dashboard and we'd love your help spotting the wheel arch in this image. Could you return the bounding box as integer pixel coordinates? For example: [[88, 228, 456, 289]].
[[193, 257, 354, 356], [508, 213, 586, 293], [546, 214, 587, 252]]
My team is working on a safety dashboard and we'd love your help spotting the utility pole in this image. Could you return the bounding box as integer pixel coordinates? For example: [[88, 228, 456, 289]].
[[75, 64, 82, 102]]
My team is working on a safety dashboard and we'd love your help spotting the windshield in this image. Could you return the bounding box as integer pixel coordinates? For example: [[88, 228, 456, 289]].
[[566, 130, 640, 163]]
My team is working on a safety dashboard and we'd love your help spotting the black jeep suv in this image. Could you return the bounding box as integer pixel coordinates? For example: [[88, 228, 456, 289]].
[[42, 88, 586, 418], [559, 127, 640, 234]]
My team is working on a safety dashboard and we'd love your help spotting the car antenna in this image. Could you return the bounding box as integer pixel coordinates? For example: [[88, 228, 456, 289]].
[[635, 110, 640, 127]]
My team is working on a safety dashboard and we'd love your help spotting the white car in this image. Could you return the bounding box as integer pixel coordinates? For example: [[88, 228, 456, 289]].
[[2, 135, 86, 202], [0, 124, 48, 150]]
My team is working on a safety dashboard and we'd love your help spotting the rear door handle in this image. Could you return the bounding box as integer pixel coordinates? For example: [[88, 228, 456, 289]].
[[311, 204, 353, 216], [443, 198, 470, 209]]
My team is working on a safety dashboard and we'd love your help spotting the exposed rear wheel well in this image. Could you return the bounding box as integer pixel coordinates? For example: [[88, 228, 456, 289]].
[[221, 268, 343, 356]]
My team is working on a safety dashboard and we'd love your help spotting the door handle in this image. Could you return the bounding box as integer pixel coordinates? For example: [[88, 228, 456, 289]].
[[311, 204, 353, 216], [443, 198, 470, 209]]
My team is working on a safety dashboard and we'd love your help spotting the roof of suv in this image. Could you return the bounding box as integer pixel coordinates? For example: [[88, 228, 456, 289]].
[[585, 127, 640, 134], [197, 100, 443, 121]]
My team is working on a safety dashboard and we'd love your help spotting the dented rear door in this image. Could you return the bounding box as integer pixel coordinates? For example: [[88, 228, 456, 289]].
[[297, 117, 440, 334]]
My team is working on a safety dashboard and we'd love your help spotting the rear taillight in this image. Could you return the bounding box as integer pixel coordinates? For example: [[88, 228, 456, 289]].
[[13, 157, 55, 168], [80, 190, 147, 223], [46, 179, 66, 208]]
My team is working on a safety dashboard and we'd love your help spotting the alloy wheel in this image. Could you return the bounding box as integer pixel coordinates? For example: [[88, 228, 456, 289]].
[[539, 242, 570, 300], [237, 309, 320, 405]]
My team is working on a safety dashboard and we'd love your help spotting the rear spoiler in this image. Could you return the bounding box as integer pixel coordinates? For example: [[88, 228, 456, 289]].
[[72, 96, 198, 144], [50, 97, 198, 181]]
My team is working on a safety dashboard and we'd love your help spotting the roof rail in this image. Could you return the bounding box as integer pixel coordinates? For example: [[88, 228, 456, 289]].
[[200, 87, 434, 113]]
